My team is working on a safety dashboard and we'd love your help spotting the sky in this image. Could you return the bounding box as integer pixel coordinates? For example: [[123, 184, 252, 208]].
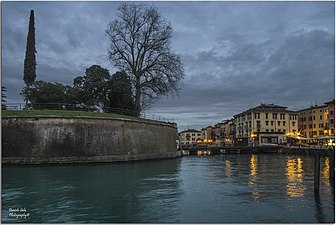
[[2, 1, 335, 131]]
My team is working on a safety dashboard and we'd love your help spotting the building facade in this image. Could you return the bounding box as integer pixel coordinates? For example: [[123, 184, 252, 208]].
[[297, 100, 334, 139], [179, 129, 203, 145], [325, 99, 335, 136], [222, 119, 235, 146], [233, 103, 298, 145]]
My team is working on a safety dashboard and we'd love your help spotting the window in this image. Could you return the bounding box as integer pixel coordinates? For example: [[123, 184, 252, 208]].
[[265, 113, 268, 119], [283, 121, 286, 126], [254, 113, 260, 119], [331, 110, 334, 115], [266, 129, 269, 132], [256, 121, 261, 128], [283, 129, 286, 132], [277, 121, 281, 126], [273, 113, 277, 119], [313, 116, 315, 120], [309, 124, 312, 129], [292, 121, 296, 126], [320, 115, 323, 120], [271, 121, 274, 126], [192, 133, 195, 136], [319, 131, 324, 135], [313, 124, 316, 128], [271, 129, 274, 132], [331, 119, 334, 124], [266, 121, 269, 126]]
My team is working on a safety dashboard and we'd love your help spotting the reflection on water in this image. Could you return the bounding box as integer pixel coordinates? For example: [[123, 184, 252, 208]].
[[249, 155, 260, 201], [286, 157, 306, 198], [225, 160, 231, 177], [2, 155, 335, 223], [322, 157, 330, 187]]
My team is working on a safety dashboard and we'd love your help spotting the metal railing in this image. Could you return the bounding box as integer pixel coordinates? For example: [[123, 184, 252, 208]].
[[3, 103, 176, 125]]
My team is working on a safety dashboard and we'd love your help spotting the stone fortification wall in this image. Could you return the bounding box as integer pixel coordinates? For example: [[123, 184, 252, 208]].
[[2, 116, 178, 164]]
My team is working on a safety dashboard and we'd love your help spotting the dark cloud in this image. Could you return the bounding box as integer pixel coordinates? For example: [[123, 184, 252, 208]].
[[2, 1, 334, 131]]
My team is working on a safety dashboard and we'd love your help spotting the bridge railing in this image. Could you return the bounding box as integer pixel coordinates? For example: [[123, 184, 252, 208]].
[[3, 103, 175, 126]]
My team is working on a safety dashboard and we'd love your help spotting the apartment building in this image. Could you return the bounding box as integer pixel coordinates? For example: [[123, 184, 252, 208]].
[[233, 103, 298, 145], [179, 129, 203, 145], [222, 119, 235, 146], [325, 99, 335, 135], [297, 101, 334, 139]]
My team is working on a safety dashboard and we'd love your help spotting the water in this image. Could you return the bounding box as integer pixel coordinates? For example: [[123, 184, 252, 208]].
[[2, 154, 335, 223]]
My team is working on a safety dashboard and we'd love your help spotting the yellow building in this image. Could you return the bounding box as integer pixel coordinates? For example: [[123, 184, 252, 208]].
[[179, 129, 203, 145], [233, 103, 298, 145], [297, 103, 331, 139], [325, 99, 335, 135], [222, 119, 235, 146]]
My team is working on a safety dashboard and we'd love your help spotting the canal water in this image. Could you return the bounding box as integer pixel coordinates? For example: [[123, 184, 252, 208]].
[[2, 154, 335, 223]]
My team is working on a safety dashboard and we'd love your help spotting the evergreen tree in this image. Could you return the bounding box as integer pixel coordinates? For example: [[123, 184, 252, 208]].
[[23, 10, 37, 106], [108, 71, 135, 111]]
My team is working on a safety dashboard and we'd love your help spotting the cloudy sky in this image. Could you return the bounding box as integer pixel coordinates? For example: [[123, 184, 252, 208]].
[[2, 1, 335, 131]]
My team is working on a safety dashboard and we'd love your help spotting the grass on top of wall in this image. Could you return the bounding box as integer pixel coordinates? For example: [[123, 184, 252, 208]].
[[1, 109, 140, 120]]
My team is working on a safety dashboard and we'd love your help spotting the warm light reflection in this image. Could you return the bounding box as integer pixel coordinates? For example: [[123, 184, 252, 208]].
[[286, 157, 306, 198], [225, 160, 231, 177], [249, 155, 260, 201], [250, 155, 258, 177], [322, 157, 330, 187]]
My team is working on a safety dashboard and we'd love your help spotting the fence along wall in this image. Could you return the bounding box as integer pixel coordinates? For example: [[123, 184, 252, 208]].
[[2, 117, 178, 164]]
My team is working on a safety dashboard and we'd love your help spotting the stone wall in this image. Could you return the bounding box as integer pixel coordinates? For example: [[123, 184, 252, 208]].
[[2, 116, 178, 164]]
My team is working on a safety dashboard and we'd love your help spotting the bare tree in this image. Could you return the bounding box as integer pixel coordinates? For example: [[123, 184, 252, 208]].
[[106, 3, 184, 116]]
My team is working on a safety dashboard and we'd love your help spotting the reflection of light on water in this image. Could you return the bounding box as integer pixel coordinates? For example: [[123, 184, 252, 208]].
[[286, 157, 306, 198], [225, 160, 231, 177], [322, 157, 330, 187], [250, 155, 258, 177], [249, 155, 260, 201]]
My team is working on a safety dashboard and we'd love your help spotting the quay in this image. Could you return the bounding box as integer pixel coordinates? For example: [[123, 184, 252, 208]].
[[182, 145, 334, 156]]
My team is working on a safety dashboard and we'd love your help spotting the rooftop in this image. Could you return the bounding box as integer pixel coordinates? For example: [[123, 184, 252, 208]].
[[234, 103, 294, 117]]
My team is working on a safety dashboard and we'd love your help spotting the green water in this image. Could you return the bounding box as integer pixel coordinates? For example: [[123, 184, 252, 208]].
[[2, 154, 335, 223]]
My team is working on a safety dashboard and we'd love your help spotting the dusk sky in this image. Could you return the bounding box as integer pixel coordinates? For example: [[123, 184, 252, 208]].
[[2, 1, 335, 131]]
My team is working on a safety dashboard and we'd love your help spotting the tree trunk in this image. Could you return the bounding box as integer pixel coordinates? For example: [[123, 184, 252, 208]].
[[25, 84, 30, 109], [135, 75, 141, 117]]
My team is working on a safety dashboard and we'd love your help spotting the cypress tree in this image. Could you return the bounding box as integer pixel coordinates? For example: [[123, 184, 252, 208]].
[[23, 10, 37, 88]]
